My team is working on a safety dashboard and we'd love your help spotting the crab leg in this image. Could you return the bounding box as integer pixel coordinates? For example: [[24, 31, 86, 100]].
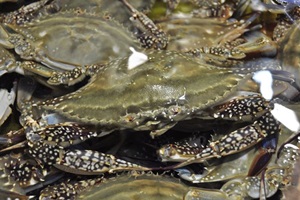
[[47, 63, 106, 86], [0, 0, 54, 25], [120, 0, 168, 49]]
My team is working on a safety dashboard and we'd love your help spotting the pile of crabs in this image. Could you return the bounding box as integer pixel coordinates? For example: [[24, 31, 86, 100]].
[[0, 0, 300, 199]]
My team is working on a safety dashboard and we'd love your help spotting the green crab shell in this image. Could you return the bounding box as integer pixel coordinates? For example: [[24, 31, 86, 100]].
[[54, 0, 155, 26], [157, 17, 241, 51], [6, 10, 140, 67], [35, 51, 257, 132], [40, 173, 190, 200]]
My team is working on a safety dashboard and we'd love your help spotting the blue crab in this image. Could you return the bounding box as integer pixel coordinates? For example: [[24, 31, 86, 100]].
[[155, 14, 277, 66], [0, 0, 170, 86], [3, 48, 292, 178], [0, 150, 65, 199], [0, 1, 143, 86], [0, 1, 299, 199]]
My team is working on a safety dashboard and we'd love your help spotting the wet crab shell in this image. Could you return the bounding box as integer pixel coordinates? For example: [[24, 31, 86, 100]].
[[157, 17, 246, 52], [39, 172, 227, 200], [2, 9, 141, 70], [56, 0, 156, 28], [24, 50, 265, 137]]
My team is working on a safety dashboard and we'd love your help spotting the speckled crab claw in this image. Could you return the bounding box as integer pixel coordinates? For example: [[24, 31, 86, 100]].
[[0, 151, 63, 198], [26, 122, 151, 174], [158, 95, 280, 165]]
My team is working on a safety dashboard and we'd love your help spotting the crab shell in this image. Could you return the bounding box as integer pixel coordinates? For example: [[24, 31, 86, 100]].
[[23, 50, 269, 137], [53, 0, 156, 26], [39, 172, 229, 200], [1, 10, 141, 70], [157, 17, 247, 52]]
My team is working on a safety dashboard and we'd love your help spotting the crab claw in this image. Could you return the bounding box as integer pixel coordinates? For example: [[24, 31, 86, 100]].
[[171, 112, 280, 168], [247, 134, 277, 176], [26, 123, 151, 175]]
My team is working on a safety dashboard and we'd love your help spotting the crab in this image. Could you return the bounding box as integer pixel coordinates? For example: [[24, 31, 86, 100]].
[[0, 0, 148, 86], [155, 14, 277, 66], [52, 0, 156, 31], [0, 1, 299, 199], [0, 150, 65, 199], [0, 0, 173, 87], [130, 0, 278, 71], [1, 47, 292, 179]]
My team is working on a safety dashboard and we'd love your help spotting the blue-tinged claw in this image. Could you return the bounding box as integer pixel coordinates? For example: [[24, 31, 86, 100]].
[[248, 134, 278, 176]]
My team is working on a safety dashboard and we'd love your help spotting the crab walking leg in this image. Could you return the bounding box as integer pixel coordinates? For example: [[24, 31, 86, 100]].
[[119, 0, 168, 49], [173, 112, 281, 168], [0, 0, 53, 25], [47, 63, 106, 86]]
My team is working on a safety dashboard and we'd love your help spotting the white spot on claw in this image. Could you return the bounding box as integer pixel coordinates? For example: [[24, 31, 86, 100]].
[[127, 47, 148, 70]]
